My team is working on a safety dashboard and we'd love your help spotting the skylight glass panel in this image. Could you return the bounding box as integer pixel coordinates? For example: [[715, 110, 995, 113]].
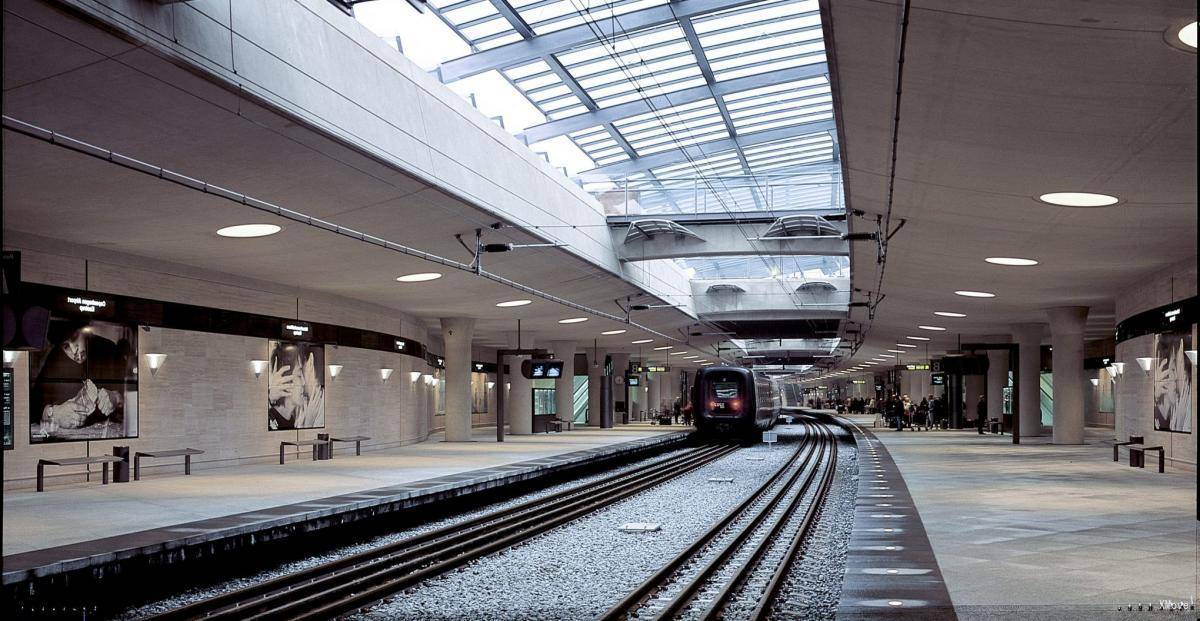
[[442, 2, 498, 25], [693, 0, 819, 34], [459, 18, 515, 41], [504, 61, 552, 81], [476, 33, 525, 50]]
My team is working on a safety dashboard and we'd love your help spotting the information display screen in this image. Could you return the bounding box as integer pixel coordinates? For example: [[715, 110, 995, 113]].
[[522, 359, 564, 379], [625, 374, 640, 386]]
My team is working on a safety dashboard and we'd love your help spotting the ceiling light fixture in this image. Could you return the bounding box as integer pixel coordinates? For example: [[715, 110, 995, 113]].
[[217, 224, 281, 238], [669, 351, 688, 356], [985, 257, 1038, 266], [558, 317, 589, 324], [1172, 20, 1197, 49], [653, 346, 673, 351], [917, 325, 947, 331], [896, 343, 917, 348], [395, 272, 442, 282], [631, 339, 654, 344], [1037, 192, 1119, 207], [933, 311, 966, 318], [496, 299, 532, 307], [906, 336, 931, 341], [887, 350, 904, 354], [601, 329, 627, 335], [955, 290, 996, 298]]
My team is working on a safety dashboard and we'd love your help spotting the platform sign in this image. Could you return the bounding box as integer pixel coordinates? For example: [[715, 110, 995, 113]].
[[905, 363, 930, 371], [625, 374, 640, 386], [637, 365, 668, 373], [281, 321, 312, 340], [762, 430, 778, 447], [522, 359, 564, 379], [932, 372, 946, 386], [2, 368, 13, 450]]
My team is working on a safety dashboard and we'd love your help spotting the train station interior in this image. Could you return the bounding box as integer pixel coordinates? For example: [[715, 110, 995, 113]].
[[1, 0, 1196, 619]]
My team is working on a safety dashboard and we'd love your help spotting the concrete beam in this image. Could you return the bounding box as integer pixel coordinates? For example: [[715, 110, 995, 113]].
[[612, 220, 847, 262]]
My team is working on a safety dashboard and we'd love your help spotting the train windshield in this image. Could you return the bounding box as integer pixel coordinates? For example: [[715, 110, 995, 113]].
[[713, 382, 740, 399]]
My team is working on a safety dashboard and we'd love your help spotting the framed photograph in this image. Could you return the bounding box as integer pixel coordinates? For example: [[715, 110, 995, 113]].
[[1153, 331, 1192, 433], [268, 341, 325, 431], [29, 319, 138, 444]]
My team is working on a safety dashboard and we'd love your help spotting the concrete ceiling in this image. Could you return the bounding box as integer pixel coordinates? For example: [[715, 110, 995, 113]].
[[827, 0, 1197, 370], [0, 2, 722, 360]]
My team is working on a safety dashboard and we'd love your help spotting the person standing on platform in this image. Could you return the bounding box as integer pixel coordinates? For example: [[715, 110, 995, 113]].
[[976, 394, 987, 434]]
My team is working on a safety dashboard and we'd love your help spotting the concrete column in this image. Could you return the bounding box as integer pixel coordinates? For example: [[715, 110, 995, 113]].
[[549, 341, 576, 425], [1012, 323, 1046, 438], [648, 372, 662, 417], [610, 353, 630, 424], [1047, 307, 1089, 444], [986, 348, 1009, 424], [507, 333, 534, 435], [586, 349, 605, 426], [440, 318, 475, 442]]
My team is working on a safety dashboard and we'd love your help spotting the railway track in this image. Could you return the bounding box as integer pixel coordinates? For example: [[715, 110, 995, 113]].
[[599, 421, 838, 621], [146, 443, 738, 621]]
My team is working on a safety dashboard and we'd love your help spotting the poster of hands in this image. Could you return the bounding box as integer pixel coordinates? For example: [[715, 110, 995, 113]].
[[1153, 331, 1192, 433], [30, 319, 138, 443], [268, 341, 326, 430]]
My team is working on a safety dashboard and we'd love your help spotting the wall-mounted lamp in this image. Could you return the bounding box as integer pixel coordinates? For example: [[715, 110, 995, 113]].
[[145, 353, 167, 376], [1112, 362, 1125, 376], [1135, 357, 1154, 373], [250, 360, 268, 379], [505, 382, 511, 390], [409, 371, 422, 382], [1089, 378, 1099, 387], [3, 351, 15, 365], [328, 364, 344, 380], [380, 368, 394, 382], [1187, 350, 1198, 366], [422, 373, 433, 385], [487, 381, 496, 390], [431, 377, 440, 386]]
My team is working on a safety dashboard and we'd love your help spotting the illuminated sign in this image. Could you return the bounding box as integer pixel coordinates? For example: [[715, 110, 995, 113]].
[[1165, 308, 1181, 323], [283, 322, 311, 338], [905, 363, 930, 371], [395, 339, 406, 351], [850, 379, 866, 384], [522, 359, 564, 379], [637, 365, 669, 373], [625, 374, 640, 386], [66, 295, 108, 313], [474, 363, 484, 371], [932, 372, 946, 386]]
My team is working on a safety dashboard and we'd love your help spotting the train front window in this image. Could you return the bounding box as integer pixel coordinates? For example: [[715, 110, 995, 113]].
[[713, 382, 740, 399]]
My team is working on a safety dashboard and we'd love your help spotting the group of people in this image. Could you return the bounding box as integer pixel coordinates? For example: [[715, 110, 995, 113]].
[[875, 394, 951, 431]]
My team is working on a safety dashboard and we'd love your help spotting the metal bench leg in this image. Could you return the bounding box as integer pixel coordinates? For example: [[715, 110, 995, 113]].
[[185, 454, 192, 475], [37, 462, 44, 493], [102, 463, 109, 485], [1158, 451, 1165, 473], [1113, 445, 1118, 462], [312, 444, 318, 461], [135, 455, 141, 481], [356, 441, 361, 456], [280, 444, 286, 465]]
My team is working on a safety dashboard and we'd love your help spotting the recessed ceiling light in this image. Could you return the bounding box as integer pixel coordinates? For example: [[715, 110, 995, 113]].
[[217, 224, 281, 238], [906, 336, 931, 341], [683, 355, 700, 359], [1037, 192, 1119, 207], [669, 351, 688, 356], [601, 329, 627, 335], [985, 257, 1039, 266], [631, 339, 654, 344], [933, 311, 966, 318], [887, 350, 904, 353], [653, 345, 673, 351], [955, 290, 996, 298], [918, 325, 947, 331], [558, 317, 589, 324], [896, 343, 917, 348], [395, 272, 443, 282], [496, 299, 532, 307], [1176, 21, 1197, 48]]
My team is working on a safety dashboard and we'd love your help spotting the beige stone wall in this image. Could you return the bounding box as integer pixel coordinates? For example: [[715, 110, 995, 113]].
[[3, 242, 439, 487], [1112, 256, 1198, 468]]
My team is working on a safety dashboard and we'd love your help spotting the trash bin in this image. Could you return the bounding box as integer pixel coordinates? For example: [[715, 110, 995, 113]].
[[316, 433, 332, 460], [112, 446, 130, 482]]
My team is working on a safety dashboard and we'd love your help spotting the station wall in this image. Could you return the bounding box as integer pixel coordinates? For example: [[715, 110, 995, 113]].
[[1113, 256, 1198, 468], [2, 238, 453, 488]]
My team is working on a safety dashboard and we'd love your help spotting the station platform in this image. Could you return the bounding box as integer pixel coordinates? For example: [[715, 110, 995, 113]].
[[840, 413, 1197, 619], [2, 424, 688, 587]]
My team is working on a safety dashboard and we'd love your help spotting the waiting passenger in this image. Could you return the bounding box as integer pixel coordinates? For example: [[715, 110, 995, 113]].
[[976, 395, 987, 435]]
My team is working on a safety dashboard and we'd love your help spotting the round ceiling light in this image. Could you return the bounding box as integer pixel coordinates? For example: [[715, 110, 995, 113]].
[[1173, 20, 1197, 49], [917, 325, 947, 331], [558, 317, 589, 324], [905, 335, 931, 341], [496, 299, 532, 307], [985, 257, 1039, 266], [601, 329, 627, 335], [217, 224, 281, 238], [631, 339, 654, 344], [934, 311, 966, 318], [395, 272, 442, 282], [1037, 192, 1119, 207], [955, 290, 996, 298]]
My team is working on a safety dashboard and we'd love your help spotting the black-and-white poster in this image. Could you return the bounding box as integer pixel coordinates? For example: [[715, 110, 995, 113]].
[[268, 340, 325, 430], [1153, 331, 1192, 433], [30, 319, 138, 443]]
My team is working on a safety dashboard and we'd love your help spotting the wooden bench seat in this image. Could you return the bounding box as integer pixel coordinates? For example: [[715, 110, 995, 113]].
[[134, 448, 205, 480], [37, 456, 125, 492], [1129, 445, 1165, 473]]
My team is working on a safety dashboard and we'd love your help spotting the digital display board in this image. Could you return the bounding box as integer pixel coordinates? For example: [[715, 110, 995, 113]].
[[905, 363, 930, 371], [282, 321, 312, 339], [637, 365, 669, 373], [932, 372, 946, 386], [625, 374, 640, 386], [522, 359, 564, 379]]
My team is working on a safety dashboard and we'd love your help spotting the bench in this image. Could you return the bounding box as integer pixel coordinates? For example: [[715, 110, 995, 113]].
[[1113, 435, 1144, 462], [134, 448, 205, 480], [988, 418, 1004, 434], [279, 439, 331, 465], [1129, 445, 1165, 473], [532, 414, 561, 433], [554, 418, 575, 431], [37, 456, 125, 492], [330, 436, 371, 456]]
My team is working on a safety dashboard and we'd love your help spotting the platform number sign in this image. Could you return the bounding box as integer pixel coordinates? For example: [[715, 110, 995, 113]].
[[762, 430, 778, 447], [2, 368, 13, 450]]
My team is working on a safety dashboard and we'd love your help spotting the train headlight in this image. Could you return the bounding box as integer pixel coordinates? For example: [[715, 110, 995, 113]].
[[709, 401, 718, 410], [731, 399, 741, 411]]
